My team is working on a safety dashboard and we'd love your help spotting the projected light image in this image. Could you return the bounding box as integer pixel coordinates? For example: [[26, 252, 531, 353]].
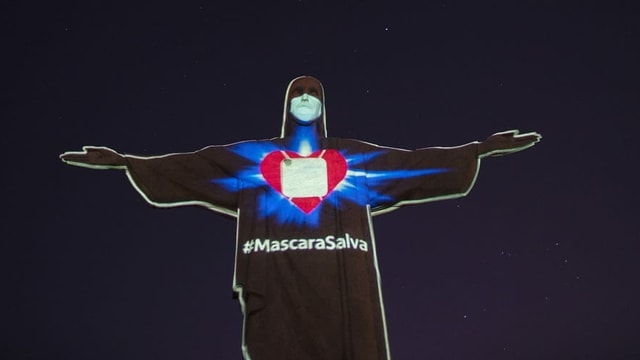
[[214, 141, 449, 226]]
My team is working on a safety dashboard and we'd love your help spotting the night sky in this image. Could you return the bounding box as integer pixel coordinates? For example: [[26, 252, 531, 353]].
[[5, 1, 640, 359]]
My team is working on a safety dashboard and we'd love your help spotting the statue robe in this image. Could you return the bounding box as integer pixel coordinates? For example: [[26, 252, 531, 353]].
[[123, 136, 480, 360]]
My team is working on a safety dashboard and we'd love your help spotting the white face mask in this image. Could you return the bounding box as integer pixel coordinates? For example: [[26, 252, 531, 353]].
[[289, 93, 322, 122]]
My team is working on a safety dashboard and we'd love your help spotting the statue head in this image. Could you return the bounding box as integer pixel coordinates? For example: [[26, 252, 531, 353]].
[[281, 76, 327, 138]]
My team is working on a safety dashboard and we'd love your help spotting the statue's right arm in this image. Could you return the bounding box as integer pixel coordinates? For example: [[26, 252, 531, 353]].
[[59, 146, 126, 169], [60, 145, 240, 213]]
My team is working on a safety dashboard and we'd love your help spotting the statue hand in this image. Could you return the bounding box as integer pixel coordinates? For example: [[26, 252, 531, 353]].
[[60, 146, 126, 168], [479, 130, 541, 157]]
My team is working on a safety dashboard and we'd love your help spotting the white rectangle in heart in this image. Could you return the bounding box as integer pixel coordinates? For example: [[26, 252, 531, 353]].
[[281, 158, 328, 197]]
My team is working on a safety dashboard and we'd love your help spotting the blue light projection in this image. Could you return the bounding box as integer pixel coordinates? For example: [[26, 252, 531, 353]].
[[212, 141, 449, 227]]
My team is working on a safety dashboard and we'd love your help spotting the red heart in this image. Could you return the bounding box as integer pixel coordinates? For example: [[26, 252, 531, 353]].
[[260, 150, 347, 213]]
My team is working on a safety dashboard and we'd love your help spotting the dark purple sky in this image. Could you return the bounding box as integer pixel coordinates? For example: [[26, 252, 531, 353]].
[[4, 1, 639, 359]]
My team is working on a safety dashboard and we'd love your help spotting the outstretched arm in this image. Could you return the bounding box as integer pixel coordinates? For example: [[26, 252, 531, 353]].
[[477, 130, 541, 158], [352, 130, 540, 213], [60, 146, 126, 169], [60, 145, 243, 215]]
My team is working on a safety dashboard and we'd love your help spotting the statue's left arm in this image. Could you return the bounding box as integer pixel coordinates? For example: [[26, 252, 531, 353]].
[[360, 130, 540, 214]]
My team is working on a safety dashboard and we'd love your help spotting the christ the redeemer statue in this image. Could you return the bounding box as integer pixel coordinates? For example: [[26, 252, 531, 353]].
[[61, 76, 540, 360]]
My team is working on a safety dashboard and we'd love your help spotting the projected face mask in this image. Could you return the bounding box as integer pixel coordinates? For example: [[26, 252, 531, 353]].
[[289, 93, 322, 123]]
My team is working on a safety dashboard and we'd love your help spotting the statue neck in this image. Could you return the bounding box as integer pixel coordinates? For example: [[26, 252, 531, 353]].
[[287, 123, 320, 156]]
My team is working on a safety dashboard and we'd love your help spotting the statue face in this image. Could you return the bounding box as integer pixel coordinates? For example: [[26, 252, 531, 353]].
[[288, 77, 323, 123], [290, 93, 322, 122]]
